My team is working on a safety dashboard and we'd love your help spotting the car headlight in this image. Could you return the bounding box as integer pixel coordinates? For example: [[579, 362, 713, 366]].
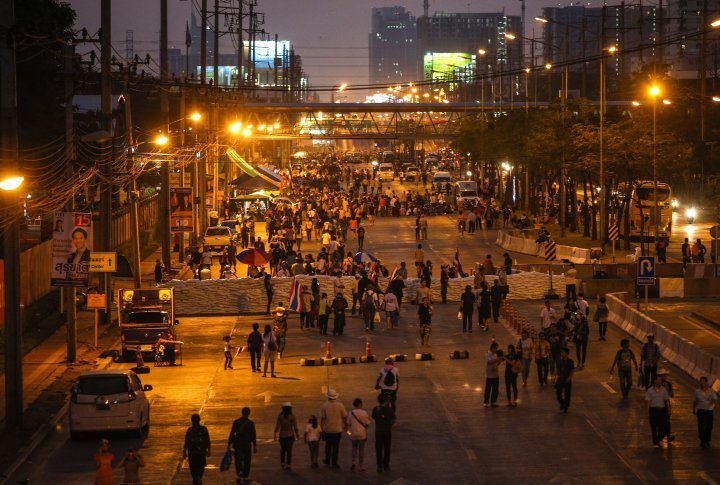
[[686, 207, 697, 219], [671, 199, 679, 208]]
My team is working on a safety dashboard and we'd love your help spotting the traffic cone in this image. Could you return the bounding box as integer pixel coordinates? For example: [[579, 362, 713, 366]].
[[360, 336, 376, 363], [324, 341, 333, 359]]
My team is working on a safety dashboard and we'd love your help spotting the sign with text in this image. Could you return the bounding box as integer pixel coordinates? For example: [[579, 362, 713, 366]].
[[170, 187, 194, 232], [89, 252, 117, 272], [86, 293, 105, 310], [51, 212, 92, 287], [637, 256, 655, 285]]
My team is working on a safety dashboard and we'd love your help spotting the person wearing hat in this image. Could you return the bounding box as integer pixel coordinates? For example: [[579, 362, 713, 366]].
[[274, 403, 300, 470], [376, 358, 400, 410], [640, 333, 662, 389], [320, 390, 347, 468]]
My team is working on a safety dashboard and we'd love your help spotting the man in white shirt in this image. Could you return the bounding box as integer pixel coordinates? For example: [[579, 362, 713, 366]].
[[575, 292, 590, 318], [540, 300, 557, 330], [565, 263, 577, 302]]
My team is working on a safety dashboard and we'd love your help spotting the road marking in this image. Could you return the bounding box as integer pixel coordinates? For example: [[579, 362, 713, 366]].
[[600, 382, 617, 394], [699, 472, 718, 485], [680, 315, 720, 341]]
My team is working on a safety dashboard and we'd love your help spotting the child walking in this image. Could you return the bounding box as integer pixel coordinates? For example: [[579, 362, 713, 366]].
[[304, 415, 322, 468]]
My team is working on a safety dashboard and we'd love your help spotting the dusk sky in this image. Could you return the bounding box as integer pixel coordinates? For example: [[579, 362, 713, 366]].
[[66, 0, 594, 92]]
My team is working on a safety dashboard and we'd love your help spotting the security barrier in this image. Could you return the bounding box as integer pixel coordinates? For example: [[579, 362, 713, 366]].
[[606, 292, 720, 391], [496, 230, 592, 264]]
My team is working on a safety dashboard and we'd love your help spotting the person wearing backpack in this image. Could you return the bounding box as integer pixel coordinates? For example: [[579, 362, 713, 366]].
[[376, 358, 400, 411], [609, 339, 638, 399], [362, 288, 378, 332], [183, 413, 211, 485], [640, 333, 662, 389]]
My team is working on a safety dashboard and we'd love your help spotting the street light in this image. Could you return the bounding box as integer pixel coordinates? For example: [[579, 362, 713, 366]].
[[2, 173, 24, 428], [711, 19, 720, 27], [189, 112, 202, 123], [599, 45, 619, 250], [649, 84, 661, 247], [154, 134, 169, 146]]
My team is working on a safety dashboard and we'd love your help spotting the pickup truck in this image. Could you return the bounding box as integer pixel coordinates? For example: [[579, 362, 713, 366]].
[[203, 226, 233, 252]]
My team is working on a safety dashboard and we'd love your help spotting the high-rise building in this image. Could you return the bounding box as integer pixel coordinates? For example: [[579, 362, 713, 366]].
[[417, 12, 523, 80], [667, 0, 720, 79], [369, 6, 418, 85]]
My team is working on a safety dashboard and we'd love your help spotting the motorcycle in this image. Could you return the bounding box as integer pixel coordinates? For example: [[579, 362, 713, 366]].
[[686, 207, 697, 224]]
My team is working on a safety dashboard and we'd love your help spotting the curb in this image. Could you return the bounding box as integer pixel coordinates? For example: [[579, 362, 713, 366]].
[[0, 354, 115, 485]]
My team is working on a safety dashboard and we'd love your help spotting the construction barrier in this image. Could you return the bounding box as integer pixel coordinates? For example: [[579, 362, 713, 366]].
[[496, 230, 592, 264], [606, 292, 720, 391]]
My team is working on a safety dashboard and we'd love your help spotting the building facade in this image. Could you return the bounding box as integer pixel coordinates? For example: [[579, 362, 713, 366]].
[[369, 6, 418, 85]]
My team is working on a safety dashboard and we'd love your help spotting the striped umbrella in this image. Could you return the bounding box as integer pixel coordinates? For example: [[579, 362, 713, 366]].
[[236, 248, 270, 265], [353, 251, 377, 263]]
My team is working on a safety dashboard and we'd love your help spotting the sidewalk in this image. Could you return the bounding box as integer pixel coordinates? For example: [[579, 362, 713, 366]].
[[0, 248, 170, 478]]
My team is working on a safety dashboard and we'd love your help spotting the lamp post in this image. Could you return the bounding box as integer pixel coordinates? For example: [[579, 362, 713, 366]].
[[599, 46, 618, 251], [649, 85, 661, 245], [1, 174, 24, 428]]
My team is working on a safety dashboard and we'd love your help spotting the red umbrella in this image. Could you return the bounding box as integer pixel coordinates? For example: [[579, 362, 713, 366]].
[[236, 248, 270, 266]]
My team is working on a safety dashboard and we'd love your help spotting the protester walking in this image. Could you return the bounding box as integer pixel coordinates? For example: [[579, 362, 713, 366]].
[[459, 285, 475, 333], [247, 323, 263, 373], [262, 324, 278, 378], [595, 296, 610, 341], [505, 344, 521, 406], [646, 377, 671, 448], [320, 389, 347, 468], [417, 296, 433, 347], [94, 439, 115, 485], [555, 348, 575, 413], [332, 292, 348, 336], [372, 393, 396, 473], [223, 336, 234, 370], [535, 333, 551, 386], [517, 330, 534, 388], [609, 339, 638, 399], [693, 376, 717, 448], [347, 398, 371, 472], [318, 293, 330, 335], [640, 333, 661, 389], [274, 403, 300, 470], [154, 259, 164, 286], [484, 342, 504, 407], [304, 415, 322, 468], [572, 317, 589, 368], [183, 414, 211, 485], [476, 282, 492, 331], [227, 407, 257, 483], [383, 290, 399, 329], [376, 357, 400, 410]]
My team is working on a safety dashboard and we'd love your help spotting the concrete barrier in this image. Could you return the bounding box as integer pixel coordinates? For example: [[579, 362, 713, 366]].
[[659, 278, 684, 298], [606, 292, 720, 390], [496, 230, 592, 263]]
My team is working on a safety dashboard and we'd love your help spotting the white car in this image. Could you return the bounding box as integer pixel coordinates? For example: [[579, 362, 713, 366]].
[[432, 171, 452, 192], [377, 163, 395, 182], [203, 226, 233, 252], [69, 369, 152, 439]]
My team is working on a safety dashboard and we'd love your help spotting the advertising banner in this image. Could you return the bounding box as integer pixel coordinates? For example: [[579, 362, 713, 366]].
[[170, 187, 194, 232], [51, 212, 92, 287]]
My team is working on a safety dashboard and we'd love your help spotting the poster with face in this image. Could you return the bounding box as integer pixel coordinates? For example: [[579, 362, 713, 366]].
[[170, 187, 193, 232], [51, 212, 92, 287]]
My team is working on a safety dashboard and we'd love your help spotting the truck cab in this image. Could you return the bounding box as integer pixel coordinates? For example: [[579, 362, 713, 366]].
[[118, 288, 176, 361]]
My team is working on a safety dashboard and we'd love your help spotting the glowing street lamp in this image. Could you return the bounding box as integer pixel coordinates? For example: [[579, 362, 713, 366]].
[[188, 112, 202, 122], [228, 121, 243, 135], [154, 134, 169, 146]]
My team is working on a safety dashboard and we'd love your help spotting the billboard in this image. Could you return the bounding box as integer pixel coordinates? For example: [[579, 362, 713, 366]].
[[170, 187, 194, 233], [51, 212, 92, 288], [423, 52, 476, 81], [246, 40, 290, 70]]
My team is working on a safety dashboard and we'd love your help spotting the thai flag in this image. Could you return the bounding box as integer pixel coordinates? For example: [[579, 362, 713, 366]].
[[288, 277, 303, 312], [389, 264, 398, 281], [454, 250, 466, 278]]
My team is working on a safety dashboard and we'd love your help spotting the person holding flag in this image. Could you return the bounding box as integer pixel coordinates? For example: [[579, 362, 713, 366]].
[[454, 250, 467, 278]]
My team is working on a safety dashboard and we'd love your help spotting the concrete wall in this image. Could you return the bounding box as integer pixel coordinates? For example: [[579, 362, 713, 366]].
[[606, 292, 720, 391], [496, 230, 592, 264]]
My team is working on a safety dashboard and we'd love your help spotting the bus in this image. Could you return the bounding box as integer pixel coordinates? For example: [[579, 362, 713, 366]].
[[619, 181, 673, 241]]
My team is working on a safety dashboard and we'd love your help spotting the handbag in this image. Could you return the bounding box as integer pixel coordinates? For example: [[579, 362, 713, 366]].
[[373, 311, 381, 324], [457, 311, 463, 320], [220, 450, 233, 472]]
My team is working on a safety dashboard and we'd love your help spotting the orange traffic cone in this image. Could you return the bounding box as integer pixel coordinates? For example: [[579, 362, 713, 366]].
[[324, 340, 333, 359]]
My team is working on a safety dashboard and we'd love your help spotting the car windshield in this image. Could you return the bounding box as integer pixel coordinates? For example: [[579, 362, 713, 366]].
[[407, 167, 418, 172], [128, 311, 168, 323], [636, 187, 670, 202], [206, 228, 230, 236], [460, 190, 477, 197], [435, 177, 451, 183], [77, 376, 128, 395]]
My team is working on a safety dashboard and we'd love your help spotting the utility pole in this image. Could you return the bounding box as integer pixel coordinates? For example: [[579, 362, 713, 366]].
[[214, 0, 219, 84], [1, 0, 23, 429], [100, 0, 113, 324], [699, 0, 708, 193], [200, 0, 208, 84], [237, 0, 244, 86], [160, 0, 171, 271], [64, 40, 77, 361]]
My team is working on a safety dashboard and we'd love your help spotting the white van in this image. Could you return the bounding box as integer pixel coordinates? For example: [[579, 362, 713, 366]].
[[456, 180, 480, 204], [70, 369, 152, 439], [377, 163, 395, 182], [432, 171, 452, 192]]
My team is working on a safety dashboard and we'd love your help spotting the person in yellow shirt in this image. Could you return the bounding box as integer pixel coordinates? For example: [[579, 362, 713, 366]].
[[414, 244, 425, 265], [534, 333, 551, 386]]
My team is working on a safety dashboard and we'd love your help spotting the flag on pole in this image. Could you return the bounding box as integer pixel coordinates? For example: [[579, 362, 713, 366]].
[[389, 264, 398, 281], [454, 250, 466, 278], [288, 276, 303, 312], [185, 21, 192, 48]]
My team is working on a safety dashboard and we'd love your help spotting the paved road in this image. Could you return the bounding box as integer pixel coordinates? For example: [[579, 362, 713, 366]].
[[646, 300, 720, 356], [11, 297, 720, 484]]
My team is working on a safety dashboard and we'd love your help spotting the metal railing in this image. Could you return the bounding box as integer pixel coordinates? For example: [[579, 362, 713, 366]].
[[111, 194, 159, 248]]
